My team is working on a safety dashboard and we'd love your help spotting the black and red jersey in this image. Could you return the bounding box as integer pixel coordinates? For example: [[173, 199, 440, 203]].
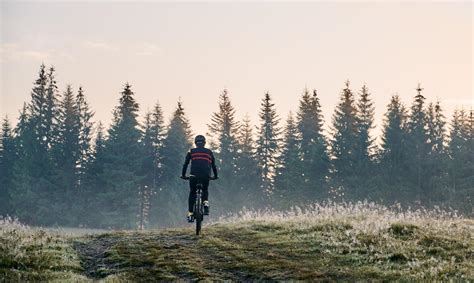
[[182, 146, 218, 178]]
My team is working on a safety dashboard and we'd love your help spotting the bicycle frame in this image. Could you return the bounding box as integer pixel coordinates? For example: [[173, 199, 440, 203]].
[[182, 175, 215, 236]]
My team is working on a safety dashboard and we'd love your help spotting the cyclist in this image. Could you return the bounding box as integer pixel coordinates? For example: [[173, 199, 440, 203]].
[[181, 135, 218, 222]]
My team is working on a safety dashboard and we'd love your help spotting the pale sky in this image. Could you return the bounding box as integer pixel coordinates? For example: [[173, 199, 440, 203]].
[[1, 1, 472, 141]]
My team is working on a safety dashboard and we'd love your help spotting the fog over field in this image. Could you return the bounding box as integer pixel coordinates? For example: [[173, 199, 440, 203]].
[[0, 1, 472, 281]]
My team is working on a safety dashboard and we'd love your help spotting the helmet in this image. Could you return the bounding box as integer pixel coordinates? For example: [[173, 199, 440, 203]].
[[194, 135, 206, 146]]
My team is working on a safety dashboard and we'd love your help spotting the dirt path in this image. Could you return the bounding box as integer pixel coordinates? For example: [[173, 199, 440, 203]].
[[72, 232, 206, 280], [73, 236, 121, 279]]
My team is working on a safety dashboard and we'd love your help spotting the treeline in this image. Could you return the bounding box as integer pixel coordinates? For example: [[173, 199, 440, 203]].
[[0, 64, 472, 228]]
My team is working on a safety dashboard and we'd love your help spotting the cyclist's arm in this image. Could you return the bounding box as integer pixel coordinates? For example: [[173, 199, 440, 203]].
[[181, 151, 191, 177], [210, 151, 218, 178]]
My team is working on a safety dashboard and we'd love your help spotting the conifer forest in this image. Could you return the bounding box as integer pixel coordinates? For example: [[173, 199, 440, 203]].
[[0, 64, 472, 229]]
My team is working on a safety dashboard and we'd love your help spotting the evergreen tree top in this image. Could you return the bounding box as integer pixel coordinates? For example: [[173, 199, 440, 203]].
[[167, 100, 192, 143], [1, 116, 12, 139], [239, 114, 254, 145], [209, 89, 239, 138], [259, 92, 280, 127], [116, 83, 140, 122]]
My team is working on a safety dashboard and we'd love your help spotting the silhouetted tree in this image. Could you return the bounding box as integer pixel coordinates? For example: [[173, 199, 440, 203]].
[[95, 83, 143, 229], [0, 117, 16, 216], [234, 115, 261, 210], [405, 84, 430, 200], [297, 89, 329, 198], [76, 86, 94, 190], [256, 92, 281, 199], [275, 112, 303, 207], [142, 102, 166, 228], [355, 84, 376, 166], [207, 89, 240, 214], [330, 81, 359, 191], [158, 101, 193, 227]]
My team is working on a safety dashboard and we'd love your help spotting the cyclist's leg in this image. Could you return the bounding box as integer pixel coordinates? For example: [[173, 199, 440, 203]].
[[188, 178, 197, 213], [201, 178, 210, 203], [201, 178, 210, 215]]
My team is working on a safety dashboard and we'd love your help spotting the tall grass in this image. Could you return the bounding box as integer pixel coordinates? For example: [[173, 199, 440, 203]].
[[0, 216, 85, 281], [213, 201, 473, 280], [217, 200, 469, 234]]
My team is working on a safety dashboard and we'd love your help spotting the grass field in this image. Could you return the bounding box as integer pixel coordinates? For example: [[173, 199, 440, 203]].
[[1, 202, 473, 281]]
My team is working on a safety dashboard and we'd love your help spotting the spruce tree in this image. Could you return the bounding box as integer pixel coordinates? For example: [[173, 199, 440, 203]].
[[55, 85, 80, 192], [26, 64, 51, 178], [406, 84, 430, 200], [11, 64, 59, 225], [330, 81, 359, 189], [53, 85, 81, 225], [380, 95, 409, 170], [232, 115, 261, 210], [45, 66, 60, 150], [96, 83, 143, 229], [447, 109, 473, 213], [141, 102, 165, 192], [256, 92, 281, 198], [448, 109, 464, 192], [81, 122, 106, 227], [207, 89, 239, 214], [158, 101, 193, 227], [141, 102, 166, 228], [425, 101, 448, 203], [76, 86, 94, 189], [275, 112, 303, 207], [0, 117, 16, 216], [296, 89, 329, 197], [233, 115, 260, 206], [356, 84, 376, 166]]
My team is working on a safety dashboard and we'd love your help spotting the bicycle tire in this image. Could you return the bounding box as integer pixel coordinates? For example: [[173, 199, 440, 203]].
[[195, 195, 202, 235]]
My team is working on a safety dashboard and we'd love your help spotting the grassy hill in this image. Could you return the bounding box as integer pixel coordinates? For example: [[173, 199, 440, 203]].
[[1, 202, 473, 281]]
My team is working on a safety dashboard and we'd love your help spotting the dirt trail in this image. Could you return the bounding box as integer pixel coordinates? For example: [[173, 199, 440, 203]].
[[73, 236, 119, 279], [72, 232, 206, 280]]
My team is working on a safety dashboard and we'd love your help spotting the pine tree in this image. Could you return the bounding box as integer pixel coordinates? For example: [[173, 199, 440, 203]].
[[274, 112, 303, 207], [380, 95, 409, 170], [256, 92, 281, 198], [448, 109, 464, 191], [0, 117, 16, 216], [52, 85, 81, 225], [296, 89, 329, 197], [55, 85, 80, 192], [80, 122, 106, 227], [406, 84, 430, 200], [330, 81, 359, 187], [11, 64, 60, 225], [141, 102, 165, 192], [45, 66, 60, 150], [76, 86, 94, 189], [141, 102, 166, 228], [96, 83, 144, 229], [356, 84, 376, 166], [234, 115, 261, 209], [425, 101, 448, 203], [157, 101, 193, 227], [26, 64, 52, 178], [432, 101, 447, 154], [207, 89, 240, 214], [447, 109, 473, 213]]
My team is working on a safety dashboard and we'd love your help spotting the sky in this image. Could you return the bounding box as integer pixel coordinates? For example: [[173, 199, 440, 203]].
[[1, 1, 472, 142]]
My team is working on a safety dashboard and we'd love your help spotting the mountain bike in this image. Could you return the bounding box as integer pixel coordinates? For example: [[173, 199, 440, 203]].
[[181, 175, 216, 235]]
